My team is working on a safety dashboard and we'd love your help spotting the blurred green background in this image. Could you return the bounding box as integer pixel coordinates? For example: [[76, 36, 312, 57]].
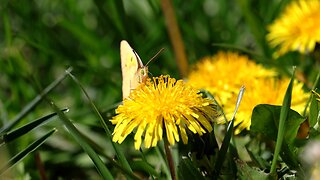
[[0, 0, 318, 179]]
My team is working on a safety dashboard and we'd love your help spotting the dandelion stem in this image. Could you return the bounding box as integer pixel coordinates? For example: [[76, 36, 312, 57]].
[[163, 137, 176, 180], [34, 152, 47, 180]]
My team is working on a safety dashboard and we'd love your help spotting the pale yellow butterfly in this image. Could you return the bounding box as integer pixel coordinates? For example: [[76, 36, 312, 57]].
[[120, 40, 148, 100]]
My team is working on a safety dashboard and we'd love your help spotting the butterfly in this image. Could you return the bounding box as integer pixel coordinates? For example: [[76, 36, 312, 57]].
[[120, 40, 148, 100]]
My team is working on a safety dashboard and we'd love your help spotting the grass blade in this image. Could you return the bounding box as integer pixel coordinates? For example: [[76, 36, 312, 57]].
[[178, 157, 206, 180], [76, 128, 140, 179], [213, 86, 245, 177], [66, 72, 133, 174], [0, 67, 72, 133], [139, 149, 159, 179], [48, 100, 114, 179], [200, 90, 228, 124], [303, 70, 320, 116], [0, 109, 68, 144], [309, 91, 319, 127], [0, 129, 56, 175], [155, 145, 171, 179], [270, 67, 295, 174], [130, 159, 160, 178]]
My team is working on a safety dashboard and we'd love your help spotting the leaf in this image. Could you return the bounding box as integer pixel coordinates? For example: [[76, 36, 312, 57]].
[[0, 129, 57, 175], [214, 86, 245, 177], [0, 67, 72, 134], [74, 127, 140, 180], [236, 159, 272, 180], [130, 160, 160, 178], [310, 91, 320, 127], [245, 147, 269, 169], [253, 69, 299, 173], [250, 71, 305, 171], [66, 71, 133, 175], [303, 72, 320, 116], [0, 109, 68, 144], [155, 144, 171, 179], [178, 157, 206, 180], [251, 104, 305, 144], [48, 100, 114, 180]]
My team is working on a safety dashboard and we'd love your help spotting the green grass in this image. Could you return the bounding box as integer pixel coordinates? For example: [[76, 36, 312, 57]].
[[1, 0, 320, 179]]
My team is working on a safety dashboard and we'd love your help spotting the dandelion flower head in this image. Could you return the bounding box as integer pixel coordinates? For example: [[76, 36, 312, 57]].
[[111, 75, 218, 150], [188, 51, 276, 105], [267, 0, 320, 57], [225, 78, 308, 134], [188, 51, 307, 134]]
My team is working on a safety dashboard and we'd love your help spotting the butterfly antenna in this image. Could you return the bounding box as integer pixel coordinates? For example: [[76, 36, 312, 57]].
[[146, 48, 165, 66], [148, 71, 154, 77]]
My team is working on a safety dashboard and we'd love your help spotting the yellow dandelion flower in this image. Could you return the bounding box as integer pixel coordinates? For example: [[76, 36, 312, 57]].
[[110, 75, 218, 150], [267, 0, 320, 57], [225, 78, 308, 134], [188, 51, 308, 134], [188, 51, 276, 106]]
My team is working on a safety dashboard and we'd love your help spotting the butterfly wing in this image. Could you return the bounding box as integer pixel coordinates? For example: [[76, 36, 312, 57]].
[[120, 40, 142, 99]]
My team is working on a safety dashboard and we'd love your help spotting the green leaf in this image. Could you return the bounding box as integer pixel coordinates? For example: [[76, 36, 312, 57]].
[[236, 159, 272, 180], [130, 160, 160, 178], [309, 91, 320, 127], [155, 144, 171, 179], [48, 100, 114, 180], [251, 106, 301, 168], [0, 109, 68, 144], [138, 149, 160, 179], [178, 157, 206, 180], [214, 86, 245, 177], [245, 147, 269, 169], [252, 68, 300, 173], [75, 128, 140, 180], [303, 71, 320, 116], [66, 72, 133, 175], [0, 67, 72, 133], [0, 129, 56, 175], [251, 104, 305, 144]]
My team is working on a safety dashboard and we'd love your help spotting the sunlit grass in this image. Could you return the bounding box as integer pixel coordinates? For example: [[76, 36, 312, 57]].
[[1, 0, 320, 179]]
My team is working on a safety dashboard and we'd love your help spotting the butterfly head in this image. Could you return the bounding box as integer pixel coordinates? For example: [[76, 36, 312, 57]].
[[137, 66, 149, 83]]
